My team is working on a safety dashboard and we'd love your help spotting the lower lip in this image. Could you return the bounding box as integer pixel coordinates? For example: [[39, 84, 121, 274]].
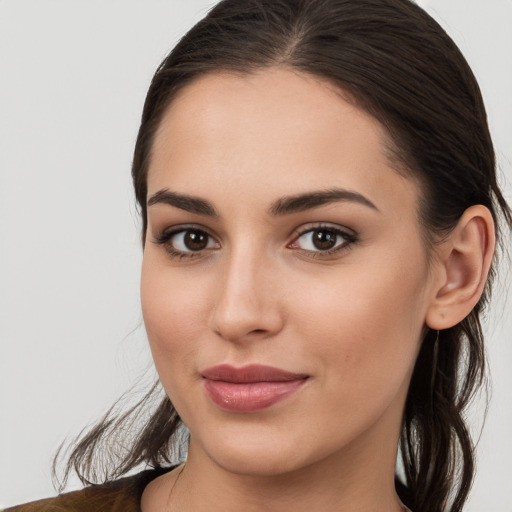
[[203, 379, 307, 412]]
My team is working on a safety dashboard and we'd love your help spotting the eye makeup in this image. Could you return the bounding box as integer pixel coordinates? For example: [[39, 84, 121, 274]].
[[153, 224, 220, 260], [152, 221, 358, 261], [287, 222, 358, 259]]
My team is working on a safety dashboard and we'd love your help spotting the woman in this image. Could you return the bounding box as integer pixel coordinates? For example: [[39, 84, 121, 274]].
[[4, 0, 511, 511]]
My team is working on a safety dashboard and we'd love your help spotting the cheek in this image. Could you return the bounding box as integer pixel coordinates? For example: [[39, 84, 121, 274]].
[[140, 256, 208, 380], [295, 272, 426, 441], [291, 251, 429, 390]]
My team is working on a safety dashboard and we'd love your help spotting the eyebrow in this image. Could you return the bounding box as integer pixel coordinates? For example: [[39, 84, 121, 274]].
[[268, 188, 379, 215], [147, 189, 218, 217], [147, 187, 379, 217]]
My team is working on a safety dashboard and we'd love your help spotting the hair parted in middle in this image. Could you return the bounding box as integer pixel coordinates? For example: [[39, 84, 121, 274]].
[[55, 2, 512, 512]]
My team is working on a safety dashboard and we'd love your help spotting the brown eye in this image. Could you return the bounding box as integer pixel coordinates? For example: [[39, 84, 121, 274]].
[[161, 228, 219, 254], [183, 230, 209, 251], [291, 225, 355, 254], [311, 229, 338, 250]]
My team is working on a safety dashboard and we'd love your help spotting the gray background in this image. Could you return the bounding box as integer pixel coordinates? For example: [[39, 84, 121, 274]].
[[1, 0, 511, 509]]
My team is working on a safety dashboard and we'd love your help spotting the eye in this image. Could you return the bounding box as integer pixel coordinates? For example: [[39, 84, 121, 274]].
[[289, 225, 356, 254], [172, 229, 217, 252], [154, 226, 219, 258]]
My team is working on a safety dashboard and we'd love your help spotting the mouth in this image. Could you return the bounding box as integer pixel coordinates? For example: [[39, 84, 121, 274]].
[[201, 364, 309, 412]]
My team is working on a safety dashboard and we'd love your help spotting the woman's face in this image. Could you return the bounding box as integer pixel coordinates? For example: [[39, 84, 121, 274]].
[[141, 68, 439, 476]]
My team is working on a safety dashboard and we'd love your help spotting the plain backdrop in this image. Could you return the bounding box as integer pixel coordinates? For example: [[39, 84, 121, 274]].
[[1, 0, 511, 510]]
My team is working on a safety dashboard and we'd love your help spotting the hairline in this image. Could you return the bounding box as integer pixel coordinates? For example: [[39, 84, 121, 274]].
[[143, 64, 441, 260]]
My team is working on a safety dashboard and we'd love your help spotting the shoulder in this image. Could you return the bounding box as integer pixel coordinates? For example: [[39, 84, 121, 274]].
[[2, 467, 173, 512]]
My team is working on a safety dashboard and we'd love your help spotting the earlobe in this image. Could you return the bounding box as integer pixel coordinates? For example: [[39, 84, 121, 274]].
[[426, 205, 495, 330]]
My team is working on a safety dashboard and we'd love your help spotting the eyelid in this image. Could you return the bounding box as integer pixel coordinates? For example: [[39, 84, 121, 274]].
[[154, 222, 218, 240], [287, 222, 358, 255], [289, 222, 356, 240], [152, 223, 220, 259]]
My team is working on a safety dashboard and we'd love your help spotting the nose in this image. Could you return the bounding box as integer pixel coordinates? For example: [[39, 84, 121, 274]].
[[209, 247, 284, 343]]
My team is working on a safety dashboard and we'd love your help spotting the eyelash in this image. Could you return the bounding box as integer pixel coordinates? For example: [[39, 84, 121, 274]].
[[289, 223, 358, 258], [152, 223, 358, 260], [153, 225, 218, 260]]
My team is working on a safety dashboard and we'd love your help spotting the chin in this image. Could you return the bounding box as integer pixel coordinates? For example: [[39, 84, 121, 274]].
[[188, 418, 351, 480], [211, 447, 308, 478], [188, 423, 313, 477]]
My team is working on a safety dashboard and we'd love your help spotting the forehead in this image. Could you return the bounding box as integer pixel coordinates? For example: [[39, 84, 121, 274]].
[[148, 68, 419, 216]]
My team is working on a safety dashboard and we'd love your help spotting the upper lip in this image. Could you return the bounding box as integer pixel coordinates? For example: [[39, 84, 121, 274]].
[[201, 364, 309, 383]]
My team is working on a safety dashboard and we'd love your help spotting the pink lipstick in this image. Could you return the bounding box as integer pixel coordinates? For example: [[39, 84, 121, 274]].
[[201, 364, 308, 412]]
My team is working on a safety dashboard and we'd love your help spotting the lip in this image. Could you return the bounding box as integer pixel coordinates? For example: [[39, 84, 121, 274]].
[[201, 364, 309, 412]]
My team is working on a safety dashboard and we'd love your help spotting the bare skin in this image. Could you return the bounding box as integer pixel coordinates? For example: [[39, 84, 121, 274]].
[[139, 68, 494, 511]]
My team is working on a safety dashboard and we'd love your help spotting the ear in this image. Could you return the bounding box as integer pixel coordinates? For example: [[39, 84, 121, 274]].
[[426, 205, 496, 330]]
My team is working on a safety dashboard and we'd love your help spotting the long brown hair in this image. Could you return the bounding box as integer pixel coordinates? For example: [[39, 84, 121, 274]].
[[56, 1, 512, 511]]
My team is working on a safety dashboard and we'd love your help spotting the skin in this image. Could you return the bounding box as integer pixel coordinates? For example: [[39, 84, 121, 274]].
[[139, 68, 494, 511]]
